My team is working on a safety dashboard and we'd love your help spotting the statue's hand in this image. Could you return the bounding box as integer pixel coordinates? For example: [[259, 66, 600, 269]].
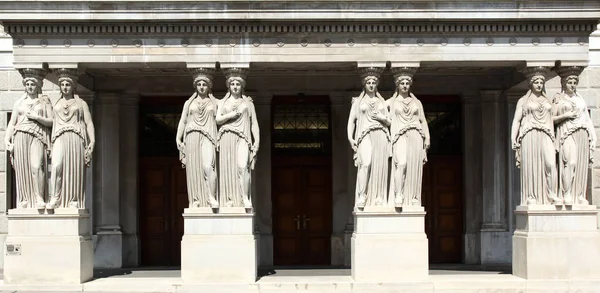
[[26, 112, 39, 121], [424, 139, 430, 150], [5, 141, 13, 152], [349, 139, 357, 152], [177, 141, 185, 151]]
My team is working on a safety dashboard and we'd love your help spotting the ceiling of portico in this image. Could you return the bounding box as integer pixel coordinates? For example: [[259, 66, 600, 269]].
[[83, 61, 524, 96]]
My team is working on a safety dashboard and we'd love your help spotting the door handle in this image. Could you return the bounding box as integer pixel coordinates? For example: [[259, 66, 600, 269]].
[[302, 215, 310, 230], [293, 215, 300, 230]]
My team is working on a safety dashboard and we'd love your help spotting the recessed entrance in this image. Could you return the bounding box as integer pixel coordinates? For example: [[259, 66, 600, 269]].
[[271, 96, 333, 266]]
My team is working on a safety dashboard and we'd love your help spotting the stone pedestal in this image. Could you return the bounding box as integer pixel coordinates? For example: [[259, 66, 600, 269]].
[[351, 206, 428, 282], [513, 205, 600, 280], [181, 208, 257, 283], [4, 209, 93, 284]]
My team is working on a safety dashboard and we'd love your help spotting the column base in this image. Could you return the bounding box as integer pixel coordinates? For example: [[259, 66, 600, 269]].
[[351, 206, 428, 282], [181, 208, 257, 283], [513, 205, 600, 279], [4, 208, 93, 284], [93, 226, 123, 268]]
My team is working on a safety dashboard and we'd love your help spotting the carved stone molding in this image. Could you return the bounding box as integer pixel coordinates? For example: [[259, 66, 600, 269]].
[[4, 21, 596, 38]]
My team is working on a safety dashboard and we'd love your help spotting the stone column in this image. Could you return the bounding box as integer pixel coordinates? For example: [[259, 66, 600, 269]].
[[92, 92, 122, 268], [479, 90, 511, 264], [506, 91, 524, 231], [253, 93, 273, 266], [330, 93, 351, 266], [119, 92, 139, 267], [461, 91, 483, 264]]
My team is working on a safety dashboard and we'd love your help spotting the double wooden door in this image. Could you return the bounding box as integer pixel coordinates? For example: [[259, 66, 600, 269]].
[[422, 156, 463, 263], [139, 157, 187, 266], [272, 156, 332, 266]]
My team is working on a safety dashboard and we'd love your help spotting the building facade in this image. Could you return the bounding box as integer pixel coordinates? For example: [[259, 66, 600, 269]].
[[0, 0, 599, 269]]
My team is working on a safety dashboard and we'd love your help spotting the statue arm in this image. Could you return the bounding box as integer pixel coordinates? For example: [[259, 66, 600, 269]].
[[417, 101, 430, 149], [511, 98, 524, 149], [176, 100, 191, 149], [215, 100, 236, 125], [584, 106, 597, 146], [347, 101, 357, 151], [82, 101, 95, 150], [34, 100, 54, 127], [250, 101, 260, 152]]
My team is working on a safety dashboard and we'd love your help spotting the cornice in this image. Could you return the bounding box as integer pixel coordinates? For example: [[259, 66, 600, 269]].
[[4, 21, 597, 38], [0, 1, 599, 21]]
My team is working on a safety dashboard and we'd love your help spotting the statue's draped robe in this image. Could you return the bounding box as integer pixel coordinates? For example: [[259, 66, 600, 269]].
[[50, 97, 89, 208], [10, 96, 51, 208], [554, 93, 594, 203], [352, 95, 391, 206], [182, 97, 218, 207], [388, 96, 427, 206], [515, 94, 557, 205]]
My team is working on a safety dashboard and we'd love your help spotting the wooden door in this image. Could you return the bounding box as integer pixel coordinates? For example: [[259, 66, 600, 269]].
[[272, 156, 332, 266], [139, 157, 187, 266], [423, 156, 463, 263]]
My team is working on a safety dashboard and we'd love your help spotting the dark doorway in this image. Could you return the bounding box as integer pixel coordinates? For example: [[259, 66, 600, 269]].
[[138, 96, 187, 266], [271, 96, 333, 266], [421, 96, 463, 263]]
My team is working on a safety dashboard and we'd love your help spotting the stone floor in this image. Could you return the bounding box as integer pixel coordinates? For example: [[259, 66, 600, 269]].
[[1, 266, 600, 292]]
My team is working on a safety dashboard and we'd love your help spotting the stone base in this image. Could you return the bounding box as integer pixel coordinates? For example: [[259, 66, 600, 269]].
[[4, 208, 93, 284], [181, 207, 257, 283], [351, 206, 428, 282], [513, 205, 600, 280]]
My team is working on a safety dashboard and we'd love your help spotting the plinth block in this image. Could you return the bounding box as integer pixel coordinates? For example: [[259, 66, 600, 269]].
[[181, 208, 257, 283], [512, 205, 600, 280], [4, 208, 93, 285], [351, 207, 428, 282]]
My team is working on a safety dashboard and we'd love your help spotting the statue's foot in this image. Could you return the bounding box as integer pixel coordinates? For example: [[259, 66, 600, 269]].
[[36, 201, 46, 209], [69, 201, 79, 208], [226, 201, 234, 208], [375, 198, 383, 205], [577, 196, 589, 205], [19, 200, 28, 208], [356, 195, 366, 208], [191, 201, 200, 208], [243, 198, 252, 209], [46, 199, 57, 210], [527, 198, 537, 205], [563, 194, 573, 205], [411, 198, 420, 205], [549, 196, 563, 206], [394, 196, 403, 208], [209, 198, 219, 208]]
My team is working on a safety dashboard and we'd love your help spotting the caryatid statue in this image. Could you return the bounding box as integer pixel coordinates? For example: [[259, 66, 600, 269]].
[[216, 68, 260, 209], [386, 67, 430, 207], [552, 66, 596, 205], [347, 67, 391, 208], [47, 69, 96, 209], [4, 69, 53, 209], [511, 67, 560, 206], [176, 68, 220, 208]]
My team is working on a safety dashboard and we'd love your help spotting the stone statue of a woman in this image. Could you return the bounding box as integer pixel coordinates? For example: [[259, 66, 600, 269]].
[[176, 68, 220, 208], [386, 67, 430, 207], [347, 67, 391, 208], [552, 66, 596, 205], [4, 69, 52, 209], [46, 69, 95, 209], [511, 67, 560, 206], [216, 68, 260, 209]]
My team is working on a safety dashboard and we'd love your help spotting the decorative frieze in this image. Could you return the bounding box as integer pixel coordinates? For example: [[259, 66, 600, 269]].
[[4, 21, 597, 37]]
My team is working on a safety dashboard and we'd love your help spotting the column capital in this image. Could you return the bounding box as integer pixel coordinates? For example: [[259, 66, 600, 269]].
[[96, 92, 121, 105], [555, 65, 585, 79], [13, 63, 46, 70], [506, 90, 526, 104], [460, 91, 480, 104]]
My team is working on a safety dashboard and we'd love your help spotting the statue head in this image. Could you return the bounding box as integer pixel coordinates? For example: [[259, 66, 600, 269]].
[[521, 66, 549, 95], [358, 67, 383, 95], [54, 68, 81, 97], [391, 67, 418, 95], [18, 68, 47, 96], [224, 68, 248, 97], [190, 68, 215, 96], [556, 66, 584, 95]]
